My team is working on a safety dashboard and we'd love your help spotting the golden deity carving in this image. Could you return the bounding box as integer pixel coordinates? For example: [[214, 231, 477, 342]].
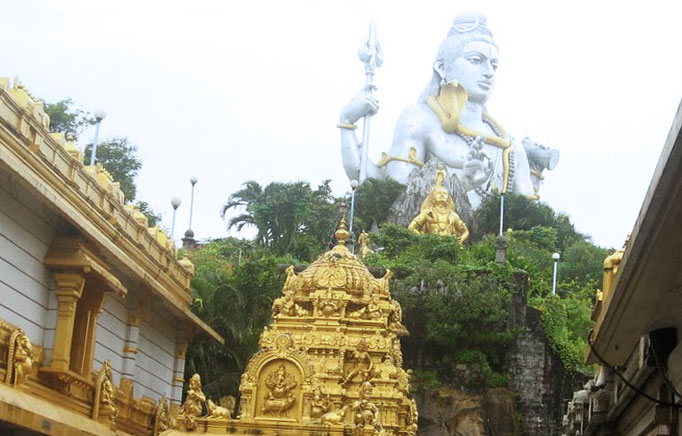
[[320, 404, 350, 427], [93, 360, 118, 428], [153, 395, 172, 435], [207, 399, 233, 419], [272, 289, 311, 318], [316, 288, 344, 317], [310, 387, 331, 418], [408, 168, 470, 242], [6, 328, 34, 388], [262, 364, 298, 416], [179, 373, 206, 430], [406, 398, 419, 436], [340, 338, 374, 387], [348, 293, 383, 320], [358, 230, 373, 260], [351, 381, 384, 436], [164, 220, 417, 435]]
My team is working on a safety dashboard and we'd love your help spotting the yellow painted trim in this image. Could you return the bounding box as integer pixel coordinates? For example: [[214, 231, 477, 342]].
[[123, 346, 138, 354], [0, 88, 222, 344], [0, 382, 117, 436]]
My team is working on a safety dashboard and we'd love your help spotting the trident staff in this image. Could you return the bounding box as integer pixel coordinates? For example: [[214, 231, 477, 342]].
[[357, 22, 382, 184]]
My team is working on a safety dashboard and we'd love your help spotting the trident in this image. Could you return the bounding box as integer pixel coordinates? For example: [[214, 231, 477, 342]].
[[357, 22, 383, 184]]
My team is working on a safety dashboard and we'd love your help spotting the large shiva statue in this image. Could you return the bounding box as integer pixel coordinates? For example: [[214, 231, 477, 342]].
[[338, 13, 559, 209]]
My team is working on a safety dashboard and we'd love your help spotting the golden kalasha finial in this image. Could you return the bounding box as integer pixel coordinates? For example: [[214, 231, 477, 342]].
[[335, 218, 350, 245]]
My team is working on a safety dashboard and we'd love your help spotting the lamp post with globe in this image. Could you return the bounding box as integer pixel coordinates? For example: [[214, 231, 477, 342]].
[[170, 197, 181, 240], [552, 252, 560, 295], [89, 109, 107, 165], [182, 177, 198, 249]]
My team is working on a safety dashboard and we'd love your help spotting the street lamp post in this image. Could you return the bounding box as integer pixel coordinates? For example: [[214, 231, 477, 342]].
[[170, 197, 181, 240], [552, 252, 560, 295], [89, 109, 107, 165], [349, 179, 359, 237], [183, 177, 199, 250], [499, 194, 505, 236]]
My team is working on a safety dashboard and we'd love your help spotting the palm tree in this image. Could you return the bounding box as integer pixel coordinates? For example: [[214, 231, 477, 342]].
[[221, 180, 339, 261], [221, 181, 268, 245]]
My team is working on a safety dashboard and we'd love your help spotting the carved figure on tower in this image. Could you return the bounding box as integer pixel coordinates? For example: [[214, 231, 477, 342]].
[[339, 12, 559, 210], [179, 374, 206, 430], [6, 328, 33, 387], [409, 167, 470, 242], [262, 364, 298, 416]]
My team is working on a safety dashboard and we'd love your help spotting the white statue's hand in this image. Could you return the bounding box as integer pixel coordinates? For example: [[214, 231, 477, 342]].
[[463, 137, 493, 188], [340, 84, 379, 124]]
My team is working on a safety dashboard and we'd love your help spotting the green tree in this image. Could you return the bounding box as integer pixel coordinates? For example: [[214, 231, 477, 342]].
[[221, 180, 340, 261], [44, 98, 161, 226], [43, 98, 94, 140], [475, 193, 556, 237], [352, 178, 405, 232], [184, 239, 285, 398], [84, 137, 142, 202], [136, 200, 162, 228]]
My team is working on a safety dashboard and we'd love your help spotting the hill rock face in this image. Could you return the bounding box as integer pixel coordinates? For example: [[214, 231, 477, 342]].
[[413, 276, 580, 436], [416, 387, 520, 436]]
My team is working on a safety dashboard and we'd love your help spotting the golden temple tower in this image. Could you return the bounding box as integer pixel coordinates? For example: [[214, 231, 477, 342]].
[[165, 221, 417, 436]]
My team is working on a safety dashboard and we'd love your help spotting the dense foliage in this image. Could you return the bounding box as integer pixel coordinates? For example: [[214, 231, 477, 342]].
[[44, 98, 94, 140], [43, 98, 160, 222], [184, 239, 289, 399], [365, 225, 521, 388], [83, 137, 143, 201], [221, 180, 341, 262], [186, 182, 609, 398], [351, 178, 406, 232]]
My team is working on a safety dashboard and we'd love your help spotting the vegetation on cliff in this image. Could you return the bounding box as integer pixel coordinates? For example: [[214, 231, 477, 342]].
[[186, 180, 606, 398]]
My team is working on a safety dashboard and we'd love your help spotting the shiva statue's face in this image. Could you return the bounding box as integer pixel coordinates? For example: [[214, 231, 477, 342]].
[[443, 40, 499, 104]]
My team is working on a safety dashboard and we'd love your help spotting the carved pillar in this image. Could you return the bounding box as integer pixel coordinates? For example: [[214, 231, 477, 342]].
[[121, 293, 147, 381], [171, 338, 189, 405], [50, 273, 85, 371]]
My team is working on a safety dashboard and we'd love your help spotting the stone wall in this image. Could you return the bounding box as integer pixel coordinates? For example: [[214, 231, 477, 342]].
[[415, 273, 582, 436], [416, 387, 520, 436], [504, 281, 584, 436], [0, 170, 57, 346]]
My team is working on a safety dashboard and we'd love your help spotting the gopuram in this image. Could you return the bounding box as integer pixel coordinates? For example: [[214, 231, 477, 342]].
[[163, 221, 417, 436], [338, 13, 560, 225]]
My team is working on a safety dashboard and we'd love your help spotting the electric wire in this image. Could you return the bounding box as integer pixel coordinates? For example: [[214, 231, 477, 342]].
[[587, 328, 681, 408]]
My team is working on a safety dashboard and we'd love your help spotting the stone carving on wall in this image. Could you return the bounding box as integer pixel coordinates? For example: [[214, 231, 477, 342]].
[[92, 360, 118, 429], [5, 328, 34, 388]]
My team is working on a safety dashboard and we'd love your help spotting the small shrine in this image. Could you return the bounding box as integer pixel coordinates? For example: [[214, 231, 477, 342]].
[[164, 221, 417, 435]]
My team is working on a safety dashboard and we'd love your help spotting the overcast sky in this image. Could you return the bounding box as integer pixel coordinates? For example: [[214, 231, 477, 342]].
[[3, 0, 682, 249]]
